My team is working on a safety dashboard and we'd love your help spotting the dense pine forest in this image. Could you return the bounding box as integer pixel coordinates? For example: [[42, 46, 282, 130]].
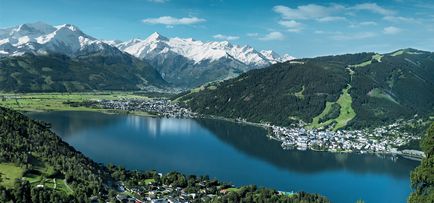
[[179, 49, 434, 130], [0, 106, 330, 202]]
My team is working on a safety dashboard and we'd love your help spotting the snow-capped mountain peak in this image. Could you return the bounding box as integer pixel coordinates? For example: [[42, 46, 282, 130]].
[[260, 50, 295, 63], [0, 22, 112, 56], [0, 22, 295, 87], [146, 32, 168, 42], [115, 32, 293, 66]]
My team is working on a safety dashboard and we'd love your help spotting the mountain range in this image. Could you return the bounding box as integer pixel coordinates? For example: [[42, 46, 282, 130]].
[[0, 22, 294, 89], [177, 49, 434, 130], [114, 33, 293, 87]]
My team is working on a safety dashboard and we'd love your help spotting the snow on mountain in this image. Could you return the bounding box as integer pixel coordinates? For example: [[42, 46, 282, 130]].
[[0, 22, 117, 57], [116, 32, 293, 67], [260, 50, 295, 64], [0, 22, 295, 87]]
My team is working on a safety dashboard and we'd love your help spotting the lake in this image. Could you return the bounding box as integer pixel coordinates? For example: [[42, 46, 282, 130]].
[[27, 111, 419, 203]]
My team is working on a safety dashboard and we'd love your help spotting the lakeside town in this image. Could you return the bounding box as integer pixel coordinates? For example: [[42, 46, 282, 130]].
[[70, 98, 426, 160], [266, 122, 425, 160]]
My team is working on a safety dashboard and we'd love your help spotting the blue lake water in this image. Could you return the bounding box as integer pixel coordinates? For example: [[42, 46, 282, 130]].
[[28, 111, 419, 203]]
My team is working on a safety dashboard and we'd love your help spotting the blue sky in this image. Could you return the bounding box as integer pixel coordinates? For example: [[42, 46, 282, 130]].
[[1, 0, 433, 57]]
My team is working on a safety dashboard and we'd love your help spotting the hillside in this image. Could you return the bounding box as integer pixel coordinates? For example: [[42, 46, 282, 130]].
[[0, 53, 168, 92], [178, 49, 434, 130], [409, 122, 434, 203], [0, 106, 329, 202]]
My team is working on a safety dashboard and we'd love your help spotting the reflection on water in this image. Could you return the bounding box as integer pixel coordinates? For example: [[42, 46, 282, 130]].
[[27, 111, 419, 203], [126, 116, 193, 137], [195, 118, 418, 177]]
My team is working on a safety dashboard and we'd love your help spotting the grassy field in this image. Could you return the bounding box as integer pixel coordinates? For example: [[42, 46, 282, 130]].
[[0, 163, 24, 188], [0, 155, 74, 194], [144, 178, 156, 185], [225, 187, 240, 192], [0, 92, 149, 113]]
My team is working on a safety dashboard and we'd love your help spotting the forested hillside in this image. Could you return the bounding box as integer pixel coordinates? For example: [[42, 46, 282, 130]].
[[0, 106, 109, 202], [409, 122, 434, 202], [0, 53, 168, 92], [0, 106, 330, 202], [179, 49, 434, 130]]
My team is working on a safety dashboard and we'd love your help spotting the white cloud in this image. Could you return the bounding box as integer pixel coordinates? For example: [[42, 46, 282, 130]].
[[383, 16, 418, 23], [278, 20, 301, 28], [273, 4, 344, 20], [317, 16, 346, 22], [383, 26, 402, 34], [213, 34, 240, 41], [278, 20, 303, 32], [142, 16, 206, 25], [331, 32, 377, 40], [351, 3, 395, 16], [259, 32, 285, 41], [359, 21, 378, 26], [246, 33, 259, 37], [147, 0, 169, 3], [273, 3, 394, 24]]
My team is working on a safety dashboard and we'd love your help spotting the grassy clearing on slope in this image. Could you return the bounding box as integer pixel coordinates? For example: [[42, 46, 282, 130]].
[[367, 88, 399, 104], [309, 102, 335, 129], [309, 85, 356, 131], [0, 163, 24, 188], [293, 85, 305, 100], [0, 92, 148, 112], [348, 54, 383, 68], [391, 50, 404, 56], [333, 85, 356, 130]]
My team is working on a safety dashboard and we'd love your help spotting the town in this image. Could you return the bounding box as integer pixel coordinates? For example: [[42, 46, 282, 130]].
[[68, 98, 426, 160], [68, 98, 196, 118], [266, 120, 425, 159]]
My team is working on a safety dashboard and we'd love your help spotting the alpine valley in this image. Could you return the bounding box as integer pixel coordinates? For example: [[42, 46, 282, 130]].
[[0, 20, 433, 203], [0, 22, 294, 90]]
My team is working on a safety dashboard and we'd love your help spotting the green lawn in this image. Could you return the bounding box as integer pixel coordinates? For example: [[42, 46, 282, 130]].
[[144, 178, 156, 184], [0, 163, 24, 188], [225, 187, 240, 192], [0, 156, 75, 195]]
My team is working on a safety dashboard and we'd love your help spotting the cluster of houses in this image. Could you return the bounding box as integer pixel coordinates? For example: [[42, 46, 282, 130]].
[[267, 119, 423, 158], [92, 99, 196, 118], [112, 180, 228, 203]]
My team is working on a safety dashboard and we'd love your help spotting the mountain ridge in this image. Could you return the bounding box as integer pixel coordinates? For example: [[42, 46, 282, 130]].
[[1, 22, 294, 88], [177, 49, 434, 130]]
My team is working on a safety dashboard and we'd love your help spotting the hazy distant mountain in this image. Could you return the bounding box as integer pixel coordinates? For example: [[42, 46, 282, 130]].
[[178, 49, 434, 129], [115, 32, 294, 87]]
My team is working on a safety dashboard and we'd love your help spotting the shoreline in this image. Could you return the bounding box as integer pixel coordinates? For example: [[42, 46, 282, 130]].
[[193, 114, 425, 161], [16, 105, 425, 161]]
